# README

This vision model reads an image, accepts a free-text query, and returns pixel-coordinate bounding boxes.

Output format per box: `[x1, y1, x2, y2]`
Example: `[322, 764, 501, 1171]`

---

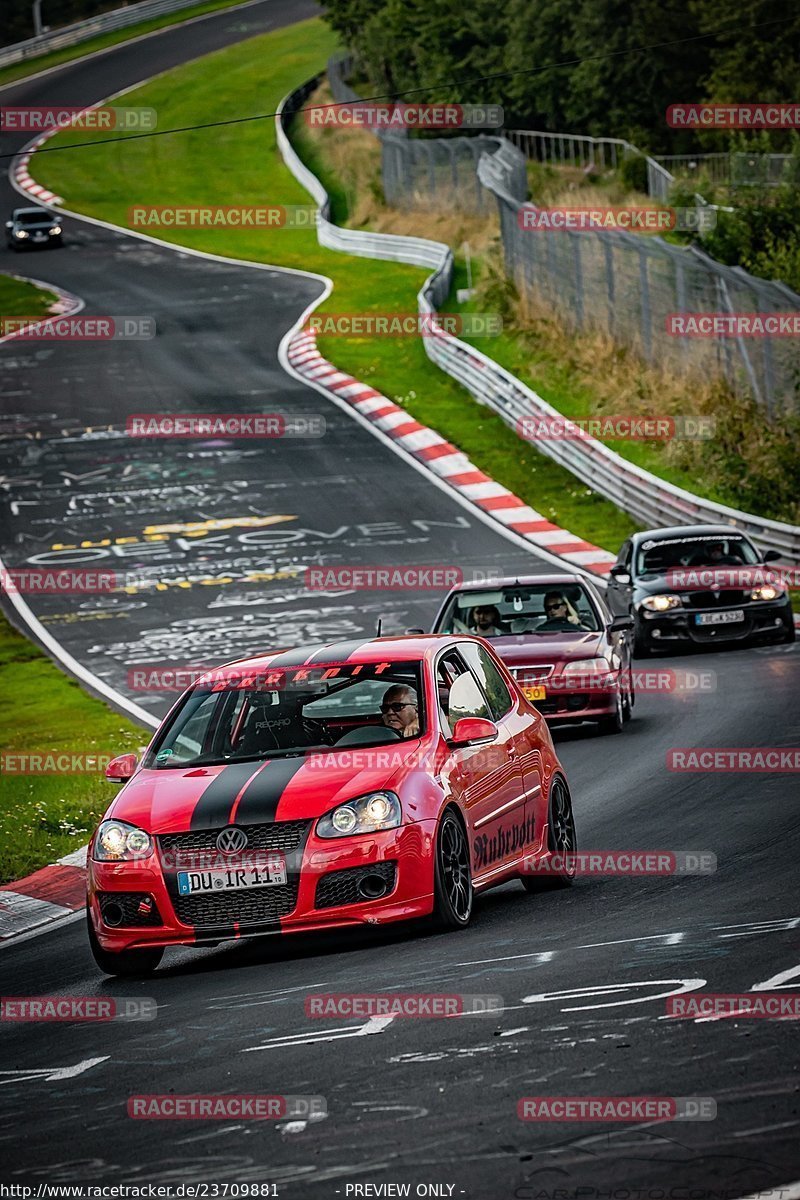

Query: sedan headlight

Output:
[640, 594, 682, 612]
[93, 819, 153, 861]
[49, 225, 62, 235]
[316, 792, 402, 839]
[561, 657, 613, 676]
[751, 584, 783, 601]
[14, 230, 29, 239]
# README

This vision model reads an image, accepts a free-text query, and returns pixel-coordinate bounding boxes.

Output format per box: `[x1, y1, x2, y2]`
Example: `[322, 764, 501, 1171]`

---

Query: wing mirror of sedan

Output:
[762, 550, 781, 563]
[404, 627, 425, 635]
[609, 614, 635, 634]
[4, 221, 12, 229]
[609, 565, 631, 582]
[448, 717, 498, 748]
[105, 753, 138, 783]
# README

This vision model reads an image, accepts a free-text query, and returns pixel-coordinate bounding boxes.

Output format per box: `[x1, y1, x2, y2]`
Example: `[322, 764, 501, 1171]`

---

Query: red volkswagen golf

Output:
[87, 636, 576, 975]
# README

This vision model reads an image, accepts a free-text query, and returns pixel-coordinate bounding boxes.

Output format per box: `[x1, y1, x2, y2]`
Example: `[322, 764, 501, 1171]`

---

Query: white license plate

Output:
[696, 609, 744, 625]
[33, 232, 46, 240]
[177, 858, 286, 895]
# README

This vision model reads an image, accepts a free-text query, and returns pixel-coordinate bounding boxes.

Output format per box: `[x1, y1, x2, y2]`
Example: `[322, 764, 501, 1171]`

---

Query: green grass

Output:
[0, 615, 146, 883]
[0, 0, 255, 89]
[35, 16, 636, 552]
[0, 272, 58, 321]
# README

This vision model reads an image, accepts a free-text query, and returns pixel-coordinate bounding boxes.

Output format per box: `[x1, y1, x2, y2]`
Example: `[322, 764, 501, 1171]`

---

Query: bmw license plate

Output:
[522, 684, 547, 701]
[177, 857, 286, 895]
[33, 232, 46, 240]
[696, 610, 744, 625]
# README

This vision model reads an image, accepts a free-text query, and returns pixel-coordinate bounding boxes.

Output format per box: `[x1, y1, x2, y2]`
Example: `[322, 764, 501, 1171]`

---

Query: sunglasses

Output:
[380, 701, 415, 714]
[545, 601, 567, 611]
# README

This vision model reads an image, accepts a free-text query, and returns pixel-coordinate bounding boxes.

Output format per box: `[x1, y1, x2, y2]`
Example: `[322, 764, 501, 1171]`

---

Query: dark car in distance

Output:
[604, 524, 795, 656]
[5, 207, 63, 250]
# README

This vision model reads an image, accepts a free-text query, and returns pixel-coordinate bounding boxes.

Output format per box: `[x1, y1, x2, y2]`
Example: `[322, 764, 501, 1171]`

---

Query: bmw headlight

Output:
[751, 584, 782, 601]
[316, 792, 402, 839]
[93, 819, 153, 861]
[15, 230, 28, 239]
[641, 594, 682, 612]
[49, 225, 62, 235]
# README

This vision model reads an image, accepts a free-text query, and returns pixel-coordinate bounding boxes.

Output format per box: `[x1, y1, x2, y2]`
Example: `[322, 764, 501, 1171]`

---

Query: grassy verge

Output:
[34, 18, 636, 552]
[0, 614, 145, 883]
[0, 272, 58, 320]
[0, 0, 253, 89]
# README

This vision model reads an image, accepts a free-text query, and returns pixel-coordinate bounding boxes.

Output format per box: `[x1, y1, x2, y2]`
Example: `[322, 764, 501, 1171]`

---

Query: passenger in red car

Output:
[380, 685, 419, 738]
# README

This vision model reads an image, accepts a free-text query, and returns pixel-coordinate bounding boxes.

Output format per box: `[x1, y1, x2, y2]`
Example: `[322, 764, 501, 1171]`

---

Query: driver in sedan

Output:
[380, 685, 420, 738]
[536, 591, 590, 632]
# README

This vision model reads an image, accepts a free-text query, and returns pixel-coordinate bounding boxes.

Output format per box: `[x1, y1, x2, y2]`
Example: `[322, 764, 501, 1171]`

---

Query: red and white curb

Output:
[0, 275, 83, 343]
[0, 847, 87, 942]
[13, 125, 64, 206]
[287, 327, 617, 576]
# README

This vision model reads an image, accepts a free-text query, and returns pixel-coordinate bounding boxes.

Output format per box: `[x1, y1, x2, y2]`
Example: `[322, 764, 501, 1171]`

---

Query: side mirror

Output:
[609, 614, 634, 633]
[404, 627, 425, 635]
[449, 717, 498, 747]
[106, 753, 138, 782]
[4, 221, 13, 229]
[609, 565, 631, 583]
[762, 550, 781, 563]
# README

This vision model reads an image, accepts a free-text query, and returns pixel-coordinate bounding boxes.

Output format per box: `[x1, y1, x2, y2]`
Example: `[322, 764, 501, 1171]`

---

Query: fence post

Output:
[638, 243, 652, 361]
[603, 238, 615, 338]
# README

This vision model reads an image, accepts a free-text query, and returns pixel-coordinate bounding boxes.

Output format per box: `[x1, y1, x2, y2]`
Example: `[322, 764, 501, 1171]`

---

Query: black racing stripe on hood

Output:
[233, 755, 308, 825]
[304, 639, 370, 666]
[189, 761, 265, 830]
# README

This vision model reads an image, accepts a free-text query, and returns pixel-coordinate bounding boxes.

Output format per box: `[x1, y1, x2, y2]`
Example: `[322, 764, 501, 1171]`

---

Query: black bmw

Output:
[605, 524, 795, 656]
[5, 206, 63, 250]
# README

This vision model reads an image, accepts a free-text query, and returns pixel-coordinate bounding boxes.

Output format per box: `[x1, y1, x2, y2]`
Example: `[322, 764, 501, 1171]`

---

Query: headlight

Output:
[641, 594, 682, 612]
[14, 230, 28, 238]
[93, 819, 153, 861]
[561, 657, 613, 676]
[49, 225, 62, 235]
[316, 792, 401, 839]
[751, 584, 782, 601]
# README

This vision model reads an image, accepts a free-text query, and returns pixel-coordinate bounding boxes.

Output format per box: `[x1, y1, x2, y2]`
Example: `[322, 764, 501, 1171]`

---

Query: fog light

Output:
[652, 628, 662, 638]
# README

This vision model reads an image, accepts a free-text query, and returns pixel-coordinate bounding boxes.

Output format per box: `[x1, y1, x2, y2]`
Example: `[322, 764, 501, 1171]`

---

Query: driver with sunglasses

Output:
[536, 590, 589, 632]
[380, 684, 420, 738]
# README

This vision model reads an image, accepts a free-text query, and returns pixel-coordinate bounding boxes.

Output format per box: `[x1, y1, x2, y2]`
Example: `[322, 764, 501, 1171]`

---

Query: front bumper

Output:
[88, 819, 438, 952]
[637, 599, 792, 648]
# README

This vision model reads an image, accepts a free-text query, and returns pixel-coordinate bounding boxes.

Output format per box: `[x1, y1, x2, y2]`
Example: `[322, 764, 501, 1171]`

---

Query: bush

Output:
[618, 152, 648, 195]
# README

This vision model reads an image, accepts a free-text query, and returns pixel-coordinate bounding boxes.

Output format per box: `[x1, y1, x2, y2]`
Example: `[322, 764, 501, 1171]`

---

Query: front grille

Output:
[511, 664, 554, 683]
[158, 819, 311, 857]
[685, 590, 749, 609]
[316, 862, 397, 909]
[98, 891, 162, 927]
[172, 883, 298, 928]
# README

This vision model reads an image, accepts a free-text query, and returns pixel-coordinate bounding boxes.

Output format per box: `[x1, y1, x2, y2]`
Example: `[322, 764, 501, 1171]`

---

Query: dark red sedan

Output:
[431, 575, 634, 733]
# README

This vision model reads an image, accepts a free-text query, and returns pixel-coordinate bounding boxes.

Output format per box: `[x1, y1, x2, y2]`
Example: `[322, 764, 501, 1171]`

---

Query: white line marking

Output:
[0, 1057, 108, 1084]
[241, 1015, 394, 1052]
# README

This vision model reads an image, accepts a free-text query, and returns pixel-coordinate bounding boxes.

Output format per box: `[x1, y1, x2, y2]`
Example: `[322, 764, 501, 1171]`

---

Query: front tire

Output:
[87, 910, 164, 977]
[432, 809, 473, 930]
[598, 688, 625, 735]
[522, 775, 576, 891]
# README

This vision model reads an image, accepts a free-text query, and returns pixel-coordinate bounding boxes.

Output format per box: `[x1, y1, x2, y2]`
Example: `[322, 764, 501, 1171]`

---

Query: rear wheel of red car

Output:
[432, 810, 473, 930]
[522, 775, 576, 892]
[87, 910, 164, 977]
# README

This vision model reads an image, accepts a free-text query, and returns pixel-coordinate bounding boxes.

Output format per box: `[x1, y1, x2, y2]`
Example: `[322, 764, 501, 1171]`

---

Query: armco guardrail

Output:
[277, 80, 800, 560]
[0, 0, 208, 68]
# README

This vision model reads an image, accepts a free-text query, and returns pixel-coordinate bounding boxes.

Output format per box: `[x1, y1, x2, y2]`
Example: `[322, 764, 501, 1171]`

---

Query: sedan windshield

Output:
[435, 583, 600, 636]
[16, 211, 52, 226]
[635, 534, 760, 577]
[145, 660, 425, 768]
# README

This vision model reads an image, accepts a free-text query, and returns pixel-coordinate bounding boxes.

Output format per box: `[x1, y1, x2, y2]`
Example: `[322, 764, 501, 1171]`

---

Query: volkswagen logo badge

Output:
[216, 826, 248, 855]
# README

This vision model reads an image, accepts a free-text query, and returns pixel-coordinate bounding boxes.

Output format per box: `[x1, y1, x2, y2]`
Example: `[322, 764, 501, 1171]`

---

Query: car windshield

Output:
[144, 660, 425, 768]
[17, 211, 51, 226]
[434, 583, 600, 636]
[635, 535, 760, 577]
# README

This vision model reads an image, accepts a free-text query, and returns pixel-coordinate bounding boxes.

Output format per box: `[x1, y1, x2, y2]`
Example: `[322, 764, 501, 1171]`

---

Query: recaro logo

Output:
[216, 827, 248, 855]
